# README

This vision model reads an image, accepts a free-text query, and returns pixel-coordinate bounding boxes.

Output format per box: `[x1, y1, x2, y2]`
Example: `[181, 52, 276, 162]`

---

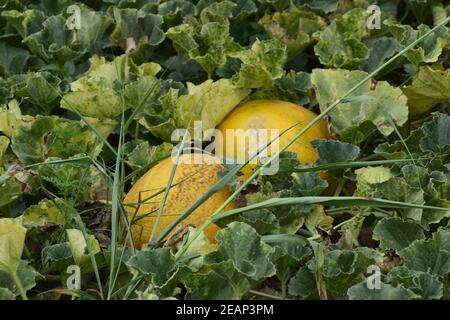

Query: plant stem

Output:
[280, 280, 287, 300]
[135, 121, 140, 141]
[11, 271, 28, 300]
[308, 234, 321, 241]
[333, 178, 344, 197]
[333, 214, 361, 230]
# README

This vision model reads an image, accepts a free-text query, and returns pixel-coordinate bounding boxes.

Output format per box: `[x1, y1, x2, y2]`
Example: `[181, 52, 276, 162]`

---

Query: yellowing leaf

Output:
[66, 229, 100, 267]
[403, 66, 450, 117]
[23, 199, 67, 229]
[356, 166, 393, 185]
[175, 79, 250, 132]
[312, 69, 409, 143]
[0, 217, 26, 275]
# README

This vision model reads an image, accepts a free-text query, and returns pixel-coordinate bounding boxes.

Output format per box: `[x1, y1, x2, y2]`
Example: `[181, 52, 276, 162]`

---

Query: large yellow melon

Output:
[123, 154, 236, 248]
[215, 100, 331, 179]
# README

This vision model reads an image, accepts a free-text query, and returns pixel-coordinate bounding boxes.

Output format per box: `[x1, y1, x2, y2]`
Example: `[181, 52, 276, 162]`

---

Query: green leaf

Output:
[386, 266, 444, 300]
[374, 113, 449, 159]
[1, 9, 46, 39]
[182, 260, 251, 299]
[373, 217, 425, 252]
[158, 0, 197, 25]
[205, 222, 276, 281]
[289, 247, 381, 299]
[231, 38, 287, 88]
[0, 174, 23, 209]
[275, 198, 309, 234]
[0, 217, 26, 276]
[16, 4, 112, 60]
[385, 20, 450, 66]
[76, 5, 114, 51]
[403, 66, 450, 117]
[270, 235, 311, 294]
[399, 228, 450, 276]
[124, 76, 163, 115]
[41, 242, 74, 272]
[0, 287, 15, 300]
[22, 15, 82, 65]
[313, 140, 360, 164]
[294, 0, 340, 13]
[166, 22, 241, 76]
[311, 69, 409, 143]
[260, 6, 326, 59]
[360, 37, 402, 73]
[126, 248, 179, 289]
[321, 248, 380, 299]
[288, 264, 317, 298]
[419, 112, 450, 155]
[199, 0, 236, 24]
[125, 141, 173, 170]
[260, 152, 300, 191]
[355, 168, 426, 221]
[229, 184, 312, 235]
[61, 55, 131, 119]
[217, 208, 280, 235]
[0, 43, 30, 76]
[400, 164, 449, 225]
[274, 71, 311, 95]
[83, 117, 117, 139]
[6, 5, 112, 69]
[112, 7, 165, 47]
[311, 139, 360, 175]
[19, 72, 61, 114]
[0, 260, 40, 296]
[407, 272, 443, 300]
[22, 199, 67, 230]
[166, 23, 199, 54]
[137, 83, 183, 140]
[178, 227, 216, 271]
[11, 116, 101, 165]
[348, 282, 419, 300]
[291, 171, 328, 197]
[313, 8, 369, 69]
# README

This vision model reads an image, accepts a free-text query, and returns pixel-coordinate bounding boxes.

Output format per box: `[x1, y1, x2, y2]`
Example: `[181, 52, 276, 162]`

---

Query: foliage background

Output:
[0, 0, 449, 300]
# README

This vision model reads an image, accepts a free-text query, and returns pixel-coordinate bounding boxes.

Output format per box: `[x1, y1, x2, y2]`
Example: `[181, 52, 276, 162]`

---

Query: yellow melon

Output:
[215, 100, 331, 180]
[123, 153, 236, 248]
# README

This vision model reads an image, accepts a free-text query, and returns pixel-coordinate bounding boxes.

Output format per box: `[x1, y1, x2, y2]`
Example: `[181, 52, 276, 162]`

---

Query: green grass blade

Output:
[211, 196, 449, 222]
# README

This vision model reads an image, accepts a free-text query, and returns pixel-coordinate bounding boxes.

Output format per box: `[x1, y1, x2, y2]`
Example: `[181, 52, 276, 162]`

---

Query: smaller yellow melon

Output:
[123, 153, 236, 248]
[215, 100, 331, 180]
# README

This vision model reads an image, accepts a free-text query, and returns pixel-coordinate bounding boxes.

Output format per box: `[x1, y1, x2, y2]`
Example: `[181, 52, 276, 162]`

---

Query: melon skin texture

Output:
[215, 100, 331, 179]
[123, 154, 236, 248]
